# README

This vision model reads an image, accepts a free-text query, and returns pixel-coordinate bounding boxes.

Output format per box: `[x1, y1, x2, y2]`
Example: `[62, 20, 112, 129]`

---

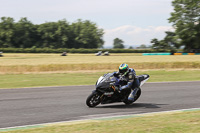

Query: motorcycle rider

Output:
[114, 63, 140, 101]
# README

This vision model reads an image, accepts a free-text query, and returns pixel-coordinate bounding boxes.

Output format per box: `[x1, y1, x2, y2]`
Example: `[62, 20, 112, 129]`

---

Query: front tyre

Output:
[86, 92, 101, 107]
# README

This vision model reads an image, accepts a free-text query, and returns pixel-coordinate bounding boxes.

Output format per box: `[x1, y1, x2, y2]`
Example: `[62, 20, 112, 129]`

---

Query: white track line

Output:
[0, 107, 200, 131]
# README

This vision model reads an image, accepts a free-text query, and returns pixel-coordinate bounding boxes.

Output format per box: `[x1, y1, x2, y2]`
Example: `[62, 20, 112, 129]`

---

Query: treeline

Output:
[0, 17, 104, 49]
[0, 47, 170, 53]
[151, 0, 200, 53]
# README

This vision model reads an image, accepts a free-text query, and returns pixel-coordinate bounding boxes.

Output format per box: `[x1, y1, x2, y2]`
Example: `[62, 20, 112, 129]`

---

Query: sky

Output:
[0, 0, 174, 48]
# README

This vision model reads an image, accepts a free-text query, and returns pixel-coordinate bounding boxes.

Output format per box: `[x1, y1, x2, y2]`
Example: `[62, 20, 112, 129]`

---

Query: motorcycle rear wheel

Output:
[123, 100, 134, 105]
[86, 92, 101, 107]
[134, 88, 141, 102]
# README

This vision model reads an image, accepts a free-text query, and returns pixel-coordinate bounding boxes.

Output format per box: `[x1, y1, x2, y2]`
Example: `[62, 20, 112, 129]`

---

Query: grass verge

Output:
[0, 70, 200, 89]
[0, 54, 200, 73]
[1, 62, 200, 73]
[1, 110, 200, 133]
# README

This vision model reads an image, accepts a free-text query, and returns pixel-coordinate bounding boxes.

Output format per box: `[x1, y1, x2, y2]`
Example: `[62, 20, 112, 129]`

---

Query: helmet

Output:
[119, 63, 129, 75]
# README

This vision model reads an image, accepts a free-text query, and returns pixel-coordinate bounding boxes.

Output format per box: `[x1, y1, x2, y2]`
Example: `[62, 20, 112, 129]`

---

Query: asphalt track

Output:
[0, 81, 200, 128]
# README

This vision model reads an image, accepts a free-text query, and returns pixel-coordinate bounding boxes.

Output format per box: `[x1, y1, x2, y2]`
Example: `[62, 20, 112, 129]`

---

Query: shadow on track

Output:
[96, 103, 168, 109]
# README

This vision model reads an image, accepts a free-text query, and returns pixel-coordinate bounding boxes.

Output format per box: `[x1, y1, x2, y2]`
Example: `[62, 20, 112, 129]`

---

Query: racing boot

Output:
[115, 85, 126, 93]
[128, 87, 139, 101]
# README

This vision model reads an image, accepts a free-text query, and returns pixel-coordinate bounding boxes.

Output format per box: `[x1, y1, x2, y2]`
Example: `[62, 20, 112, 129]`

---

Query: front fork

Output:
[92, 90, 104, 101]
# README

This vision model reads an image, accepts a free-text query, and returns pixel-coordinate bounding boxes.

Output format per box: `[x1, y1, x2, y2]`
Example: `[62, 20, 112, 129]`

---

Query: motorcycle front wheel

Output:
[86, 92, 101, 107]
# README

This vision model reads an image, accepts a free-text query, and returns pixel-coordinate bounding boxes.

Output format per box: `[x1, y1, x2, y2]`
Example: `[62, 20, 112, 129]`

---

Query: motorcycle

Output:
[86, 72, 150, 107]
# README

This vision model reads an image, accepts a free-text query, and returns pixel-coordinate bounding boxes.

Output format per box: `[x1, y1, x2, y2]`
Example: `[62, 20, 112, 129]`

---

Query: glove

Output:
[113, 72, 120, 77]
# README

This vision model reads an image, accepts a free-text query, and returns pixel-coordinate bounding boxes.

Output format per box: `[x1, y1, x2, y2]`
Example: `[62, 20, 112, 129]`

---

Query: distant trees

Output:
[150, 0, 200, 52]
[152, 0, 200, 52]
[70, 19, 104, 48]
[151, 38, 161, 50]
[113, 38, 124, 49]
[168, 0, 200, 52]
[151, 31, 178, 51]
[15, 17, 38, 48]
[0, 17, 104, 49]
[37, 20, 70, 48]
[0, 17, 15, 48]
[139, 44, 147, 49]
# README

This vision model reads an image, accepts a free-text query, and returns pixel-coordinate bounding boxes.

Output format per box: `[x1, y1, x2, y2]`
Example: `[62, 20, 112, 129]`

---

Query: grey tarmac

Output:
[0, 81, 200, 128]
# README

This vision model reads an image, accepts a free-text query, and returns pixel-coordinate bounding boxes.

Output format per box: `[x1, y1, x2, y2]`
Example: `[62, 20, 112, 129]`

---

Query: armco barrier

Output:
[188, 53, 195, 55]
[143, 53, 200, 56]
[142, 53, 171, 56]
[174, 53, 182, 55]
[174, 53, 199, 55]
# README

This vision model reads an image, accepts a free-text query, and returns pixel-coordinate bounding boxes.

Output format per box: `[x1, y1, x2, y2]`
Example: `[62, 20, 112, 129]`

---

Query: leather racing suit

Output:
[114, 68, 140, 101]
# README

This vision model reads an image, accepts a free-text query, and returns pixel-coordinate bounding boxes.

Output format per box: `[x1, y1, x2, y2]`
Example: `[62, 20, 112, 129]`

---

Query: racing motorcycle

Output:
[86, 73, 150, 107]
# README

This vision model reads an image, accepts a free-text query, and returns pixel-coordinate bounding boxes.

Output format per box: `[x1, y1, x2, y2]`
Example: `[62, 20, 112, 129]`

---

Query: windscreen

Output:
[96, 73, 117, 86]
[102, 73, 116, 82]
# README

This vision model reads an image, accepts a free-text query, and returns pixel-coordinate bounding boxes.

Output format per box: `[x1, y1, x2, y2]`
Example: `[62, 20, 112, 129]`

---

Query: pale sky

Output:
[0, 0, 174, 48]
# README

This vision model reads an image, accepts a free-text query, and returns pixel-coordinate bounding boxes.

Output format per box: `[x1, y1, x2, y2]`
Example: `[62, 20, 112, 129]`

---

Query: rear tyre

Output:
[133, 88, 141, 102]
[86, 92, 101, 107]
[123, 99, 134, 105]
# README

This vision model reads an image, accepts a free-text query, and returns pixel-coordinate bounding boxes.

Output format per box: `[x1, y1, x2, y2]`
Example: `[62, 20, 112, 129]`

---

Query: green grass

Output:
[1, 110, 200, 133]
[0, 70, 200, 89]
[1, 53, 200, 66]
[0, 53, 199, 132]
[0, 53, 200, 73]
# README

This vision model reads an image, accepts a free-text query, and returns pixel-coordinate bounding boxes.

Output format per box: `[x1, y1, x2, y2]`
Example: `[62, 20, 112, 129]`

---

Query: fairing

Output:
[95, 73, 116, 89]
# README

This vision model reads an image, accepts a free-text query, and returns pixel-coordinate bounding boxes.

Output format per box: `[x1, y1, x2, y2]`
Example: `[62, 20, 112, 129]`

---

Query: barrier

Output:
[142, 53, 171, 56]
[174, 53, 182, 55]
[188, 53, 195, 55]
[174, 53, 199, 55]
[142, 53, 200, 56]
